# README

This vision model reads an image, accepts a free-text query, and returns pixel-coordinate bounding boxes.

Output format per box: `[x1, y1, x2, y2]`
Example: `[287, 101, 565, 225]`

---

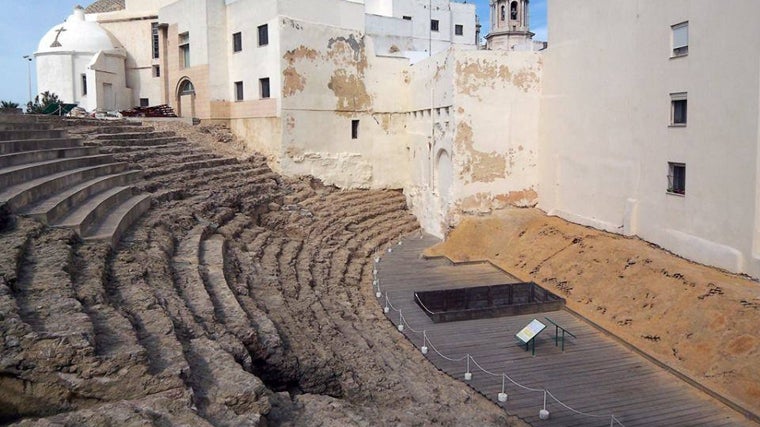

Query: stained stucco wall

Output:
[405, 49, 542, 236]
[539, 0, 760, 276]
[278, 16, 411, 189]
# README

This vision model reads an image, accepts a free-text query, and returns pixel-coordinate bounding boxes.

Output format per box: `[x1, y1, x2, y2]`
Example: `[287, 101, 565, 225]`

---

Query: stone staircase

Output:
[0, 115, 150, 246]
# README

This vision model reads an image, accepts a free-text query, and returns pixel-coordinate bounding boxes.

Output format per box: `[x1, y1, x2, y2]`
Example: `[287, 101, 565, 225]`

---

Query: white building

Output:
[539, 1, 760, 277]
[37, 1, 760, 279]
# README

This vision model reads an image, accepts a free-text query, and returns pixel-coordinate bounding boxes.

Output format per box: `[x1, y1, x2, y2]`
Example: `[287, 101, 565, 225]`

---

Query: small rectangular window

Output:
[179, 32, 190, 68]
[672, 22, 688, 57]
[668, 162, 686, 195]
[151, 23, 160, 59]
[81, 74, 87, 96]
[351, 119, 359, 139]
[233, 32, 242, 52]
[258, 24, 269, 46]
[139, 98, 149, 107]
[235, 81, 244, 101]
[260, 78, 270, 99]
[152, 65, 161, 77]
[402, 16, 412, 21]
[431, 19, 439, 32]
[455, 24, 464, 36]
[670, 92, 687, 126]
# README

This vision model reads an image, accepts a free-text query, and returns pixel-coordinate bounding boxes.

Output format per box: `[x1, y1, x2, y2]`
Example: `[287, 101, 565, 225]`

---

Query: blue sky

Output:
[0, 0, 547, 108]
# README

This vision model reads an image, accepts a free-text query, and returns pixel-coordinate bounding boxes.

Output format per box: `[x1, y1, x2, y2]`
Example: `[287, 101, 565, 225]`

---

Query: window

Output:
[235, 81, 244, 101]
[510, 1, 518, 20]
[81, 74, 87, 96]
[351, 119, 359, 139]
[179, 32, 190, 68]
[152, 65, 160, 77]
[260, 78, 270, 99]
[140, 98, 149, 107]
[402, 15, 412, 21]
[670, 92, 687, 126]
[258, 24, 268, 46]
[431, 19, 439, 32]
[151, 23, 160, 59]
[672, 22, 688, 57]
[233, 32, 242, 52]
[668, 163, 686, 195]
[501, 5, 506, 21]
[179, 80, 195, 95]
[455, 24, 464, 36]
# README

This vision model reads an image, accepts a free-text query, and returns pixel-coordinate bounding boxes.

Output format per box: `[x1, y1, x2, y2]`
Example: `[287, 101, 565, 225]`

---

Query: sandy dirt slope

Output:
[425, 207, 760, 419]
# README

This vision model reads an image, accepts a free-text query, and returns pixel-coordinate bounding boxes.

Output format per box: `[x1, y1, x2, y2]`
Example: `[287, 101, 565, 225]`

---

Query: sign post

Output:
[516, 319, 546, 356]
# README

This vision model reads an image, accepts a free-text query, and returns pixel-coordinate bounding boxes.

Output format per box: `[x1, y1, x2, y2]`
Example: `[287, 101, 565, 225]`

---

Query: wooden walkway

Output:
[376, 234, 753, 427]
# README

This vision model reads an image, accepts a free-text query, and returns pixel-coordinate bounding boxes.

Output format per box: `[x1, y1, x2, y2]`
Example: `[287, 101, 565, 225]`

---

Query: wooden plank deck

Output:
[376, 234, 753, 427]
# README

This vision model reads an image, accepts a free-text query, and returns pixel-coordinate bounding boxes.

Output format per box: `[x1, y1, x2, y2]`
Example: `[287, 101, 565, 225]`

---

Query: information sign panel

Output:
[516, 319, 546, 344]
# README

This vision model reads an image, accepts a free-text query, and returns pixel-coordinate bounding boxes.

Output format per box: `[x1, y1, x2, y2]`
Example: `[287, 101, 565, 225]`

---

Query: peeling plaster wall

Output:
[278, 16, 412, 189]
[539, 1, 760, 276]
[405, 49, 542, 237]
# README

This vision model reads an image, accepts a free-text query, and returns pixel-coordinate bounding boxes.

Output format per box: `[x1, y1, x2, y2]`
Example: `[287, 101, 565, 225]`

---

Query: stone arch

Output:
[176, 77, 196, 118]
[434, 149, 452, 202]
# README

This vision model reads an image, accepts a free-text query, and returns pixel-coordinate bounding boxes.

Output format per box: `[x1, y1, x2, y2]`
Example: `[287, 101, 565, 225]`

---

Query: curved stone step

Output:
[200, 234, 251, 334]
[173, 225, 218, 326]
[77, 125, 155, 135]
[0, 122, 52, 131]
[0, 146, 100, 169]
[55, 186, 135, 236]
[0, 137, 81, 154]
[83, 193, 152, 247]
[0, 129, 67, 141]
[86, 136, 186, 147]
[0, 154, 114, 188]
[22, 170, 142, 225]
[94, 131, 175, 141]
[0, 162, 129, 211]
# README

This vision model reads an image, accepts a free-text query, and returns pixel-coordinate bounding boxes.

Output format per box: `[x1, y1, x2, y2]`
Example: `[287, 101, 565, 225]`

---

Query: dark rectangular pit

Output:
[415, 282, 565, 323]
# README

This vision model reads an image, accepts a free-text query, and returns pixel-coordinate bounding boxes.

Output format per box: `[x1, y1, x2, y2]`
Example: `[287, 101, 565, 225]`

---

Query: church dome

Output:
[36, 6, 121, 54]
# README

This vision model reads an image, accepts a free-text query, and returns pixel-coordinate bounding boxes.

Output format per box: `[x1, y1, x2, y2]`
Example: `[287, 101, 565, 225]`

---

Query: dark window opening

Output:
[668, 163, 686, 195]
[510, 1, 518, 20]
[151, 23, 160, 59]
[233, 32, 242, 52]
[81, 74, 87, 96]
[431, 19, 439, 32]
[235, 81, 244, 101]
[351, 119, 359, 139]
[140, 98, 149, 107]
[152, 65, 160, 77]
[455, 24, 464, 36]
[671, 97, 687, 125]
[260, 78, 270, 99]
[258, 24, 269, 46]
[402, 15, 412, 20]
[501, 5, 506, 21]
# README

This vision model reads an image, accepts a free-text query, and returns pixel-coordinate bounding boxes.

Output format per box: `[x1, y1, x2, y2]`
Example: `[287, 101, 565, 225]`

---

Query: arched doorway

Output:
[176, 78, 196, 118]
[434, 149, 452, 204]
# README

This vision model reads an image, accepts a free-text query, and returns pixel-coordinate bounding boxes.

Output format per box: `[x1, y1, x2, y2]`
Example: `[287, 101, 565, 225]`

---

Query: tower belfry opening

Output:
[485, 0, 535, 51]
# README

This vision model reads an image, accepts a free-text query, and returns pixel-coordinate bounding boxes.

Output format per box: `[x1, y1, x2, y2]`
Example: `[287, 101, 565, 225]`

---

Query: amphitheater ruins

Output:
[1, 0, 759, 425]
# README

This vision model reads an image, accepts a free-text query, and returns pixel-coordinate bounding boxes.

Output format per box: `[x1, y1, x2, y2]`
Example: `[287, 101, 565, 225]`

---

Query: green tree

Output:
[26, 91, 62, 114]
[1, 100, 19, 109]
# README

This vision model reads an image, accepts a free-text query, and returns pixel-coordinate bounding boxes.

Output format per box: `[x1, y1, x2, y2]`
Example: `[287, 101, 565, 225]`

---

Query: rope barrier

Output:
[413, 292, 438, 315]
[546, 390, 611, 419]
[468, 355, 503, 377]
[378, 263, 624, 426]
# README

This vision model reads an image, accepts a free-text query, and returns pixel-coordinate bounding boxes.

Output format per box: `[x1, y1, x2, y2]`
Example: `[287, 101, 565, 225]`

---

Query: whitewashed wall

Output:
[539, 0, 760, 276]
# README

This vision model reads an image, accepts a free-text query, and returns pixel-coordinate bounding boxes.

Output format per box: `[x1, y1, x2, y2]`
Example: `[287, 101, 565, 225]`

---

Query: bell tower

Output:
[485, 0, 534, 50]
